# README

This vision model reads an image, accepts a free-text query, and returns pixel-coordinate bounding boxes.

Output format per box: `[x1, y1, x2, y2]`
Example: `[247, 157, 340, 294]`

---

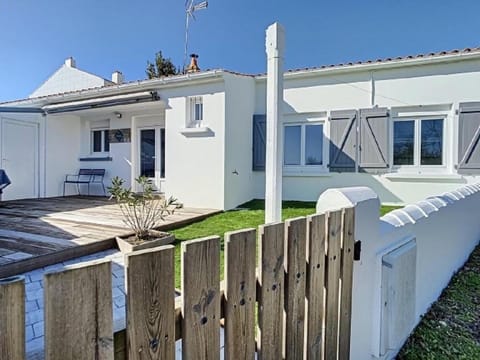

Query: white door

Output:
[1, 118, 39, 200]
[138, 127, 165, 191]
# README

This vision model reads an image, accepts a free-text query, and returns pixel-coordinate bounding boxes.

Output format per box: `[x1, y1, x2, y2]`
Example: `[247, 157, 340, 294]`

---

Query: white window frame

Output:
[187, 96, 203, 128]
[91, 128, 110, 154]
[283, 121, 328, 174]
[391, 116, 447, 174]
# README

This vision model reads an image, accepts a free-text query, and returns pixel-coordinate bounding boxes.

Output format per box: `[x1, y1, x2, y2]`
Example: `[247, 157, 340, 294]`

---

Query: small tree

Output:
[108, 176, 179, 241]
[146, 51, 178, 79]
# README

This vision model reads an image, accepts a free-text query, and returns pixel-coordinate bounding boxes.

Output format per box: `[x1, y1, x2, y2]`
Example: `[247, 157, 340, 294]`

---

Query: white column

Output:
[265, 22, 285, 223]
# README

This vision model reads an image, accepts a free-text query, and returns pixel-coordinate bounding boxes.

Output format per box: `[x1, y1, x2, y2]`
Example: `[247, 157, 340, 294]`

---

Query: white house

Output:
[1, 48, 480, 209]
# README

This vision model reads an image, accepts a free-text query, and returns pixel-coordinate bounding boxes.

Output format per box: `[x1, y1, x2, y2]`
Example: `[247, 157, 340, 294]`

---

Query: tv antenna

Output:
[183, 0, 208, 72]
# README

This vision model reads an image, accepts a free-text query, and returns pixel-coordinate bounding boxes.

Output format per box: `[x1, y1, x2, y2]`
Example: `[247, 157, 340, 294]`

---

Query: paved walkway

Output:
[22, 250, 230, 359]
[22, 249, 125, 357]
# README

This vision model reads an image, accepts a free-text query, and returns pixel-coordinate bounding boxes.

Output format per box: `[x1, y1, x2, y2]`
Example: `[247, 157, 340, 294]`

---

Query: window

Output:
[188, 96, 203, 127]
[284, 123, 324, 167]
[393, 118, 444, 167]
[91, 129, 110, 153]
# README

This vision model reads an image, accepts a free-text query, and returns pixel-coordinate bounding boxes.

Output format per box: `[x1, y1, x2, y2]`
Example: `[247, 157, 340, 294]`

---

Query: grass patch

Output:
[170, 199, 400, 287]
[398, 245, 480, 359]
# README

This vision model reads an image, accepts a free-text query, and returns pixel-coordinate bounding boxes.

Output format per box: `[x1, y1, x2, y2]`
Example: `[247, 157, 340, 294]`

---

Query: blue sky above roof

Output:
[1, 0, 480, 102]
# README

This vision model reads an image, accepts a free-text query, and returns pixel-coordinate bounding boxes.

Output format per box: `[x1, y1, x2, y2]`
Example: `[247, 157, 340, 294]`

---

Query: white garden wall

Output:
[316, 183, 480, 359]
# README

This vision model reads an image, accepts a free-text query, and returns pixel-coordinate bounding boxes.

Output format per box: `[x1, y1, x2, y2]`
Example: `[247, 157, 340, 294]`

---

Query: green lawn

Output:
[398, 244, 480, 359]
[170, 199, 399, 287]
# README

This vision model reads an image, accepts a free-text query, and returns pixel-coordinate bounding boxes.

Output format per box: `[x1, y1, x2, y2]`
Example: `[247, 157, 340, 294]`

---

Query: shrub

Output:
[108, 176, 179, 240]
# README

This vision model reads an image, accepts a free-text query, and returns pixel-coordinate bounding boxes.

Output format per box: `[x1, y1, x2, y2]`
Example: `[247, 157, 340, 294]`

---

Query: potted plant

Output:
[108, 176, 179, 253]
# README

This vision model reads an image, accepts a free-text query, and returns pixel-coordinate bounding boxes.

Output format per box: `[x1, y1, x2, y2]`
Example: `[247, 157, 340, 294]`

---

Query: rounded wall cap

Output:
[316, 186, 379, 214]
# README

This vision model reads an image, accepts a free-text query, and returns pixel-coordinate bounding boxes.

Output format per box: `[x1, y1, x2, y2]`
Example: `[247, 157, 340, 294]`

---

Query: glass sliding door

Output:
[138, 127, 165, 191]
[140, 129, 156, 179]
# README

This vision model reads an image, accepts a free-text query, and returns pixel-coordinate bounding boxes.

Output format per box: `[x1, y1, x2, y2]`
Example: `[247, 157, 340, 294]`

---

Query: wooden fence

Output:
[0, 207, 355, 360]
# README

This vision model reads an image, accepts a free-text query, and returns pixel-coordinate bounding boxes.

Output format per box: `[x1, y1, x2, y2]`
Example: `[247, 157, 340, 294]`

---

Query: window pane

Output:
[103, 130, 110, 152]
[160, 128, 165, 178]
[284, 126, 301, 165]
[305, 124, 323, 165]
[393, 121, 414, 165]
[194, 98, 203, 121]
[421, 119, 443, 165]
[92, 131, 102, 152]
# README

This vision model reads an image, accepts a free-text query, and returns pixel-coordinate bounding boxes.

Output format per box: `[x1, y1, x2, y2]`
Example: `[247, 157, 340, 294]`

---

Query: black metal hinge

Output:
[354, 240, 362, 261]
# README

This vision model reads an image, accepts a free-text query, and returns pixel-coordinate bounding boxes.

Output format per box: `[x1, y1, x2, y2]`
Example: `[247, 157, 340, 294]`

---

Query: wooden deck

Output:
[0, 196, 220, 278]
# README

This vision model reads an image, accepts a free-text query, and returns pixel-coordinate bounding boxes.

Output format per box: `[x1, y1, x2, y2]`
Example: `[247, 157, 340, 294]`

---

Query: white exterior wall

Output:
[253, 172, 477, 205]
[45, 115, 81, 197]
[77, 114, 132, 195]
[108, 115, 133, 189]
[316, 184, 480, 359]
[252, 58, 480, 205]
[373, 59, 480, 107]
[223, 74, 257, 209]
[162, 81, 226, 209]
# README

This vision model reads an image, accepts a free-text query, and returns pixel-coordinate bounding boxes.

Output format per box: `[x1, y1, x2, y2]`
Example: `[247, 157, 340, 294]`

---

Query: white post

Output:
[265, 22, 285, 223]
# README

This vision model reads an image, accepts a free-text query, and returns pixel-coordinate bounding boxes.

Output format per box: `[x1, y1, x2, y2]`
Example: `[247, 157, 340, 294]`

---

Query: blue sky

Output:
[1, 0, 480, 102]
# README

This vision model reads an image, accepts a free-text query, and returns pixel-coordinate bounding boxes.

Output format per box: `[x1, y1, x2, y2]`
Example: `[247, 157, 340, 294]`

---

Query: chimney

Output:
[111, 71, 124, 84]
[65, 57, 76, 68]
[186, 54, 200, 73]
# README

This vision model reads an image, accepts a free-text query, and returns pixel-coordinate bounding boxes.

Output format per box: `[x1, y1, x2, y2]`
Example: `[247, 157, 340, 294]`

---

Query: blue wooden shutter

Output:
[358, 108, 389, 172]
[329, 110, 357, 172]
[252, 114, 266, 171]
[458, 102, 480, 174]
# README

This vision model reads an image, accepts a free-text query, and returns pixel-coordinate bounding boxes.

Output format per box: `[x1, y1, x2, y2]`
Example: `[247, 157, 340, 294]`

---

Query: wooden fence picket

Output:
[0, 276, 25, 360]
[324, 210, 343, 359]
[125, 245, 175, 360]
[257, 222, 285, 360]
[339, 207, 355, 360]
[44, 260, 114, 360]
[181, 236, 221, 360]
[224, 229, 257, 360]
[305, 213, 327, 360]
[1, 207, 356, 360]
[284, 217, 307, 360]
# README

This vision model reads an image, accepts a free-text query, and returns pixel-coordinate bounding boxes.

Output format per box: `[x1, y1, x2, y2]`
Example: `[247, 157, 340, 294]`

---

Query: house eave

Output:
[255, 50, 480, 81]
[3, 70, 227, 108]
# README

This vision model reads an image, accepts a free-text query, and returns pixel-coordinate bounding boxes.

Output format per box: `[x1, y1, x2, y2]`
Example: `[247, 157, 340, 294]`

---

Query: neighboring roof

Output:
[3, 46, 480, 106]
[29, 58, 113, 98]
